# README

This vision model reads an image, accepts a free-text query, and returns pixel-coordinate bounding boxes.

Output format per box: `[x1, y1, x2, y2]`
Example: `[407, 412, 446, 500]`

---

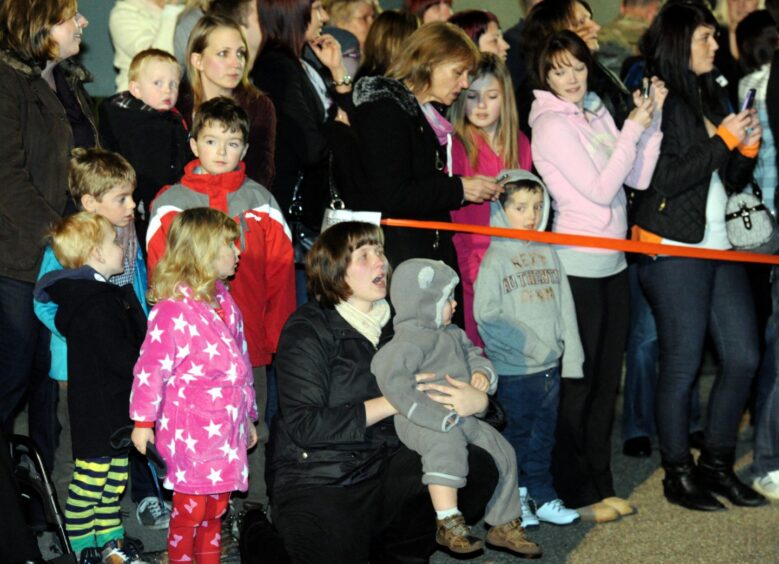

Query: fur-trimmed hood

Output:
[353, 76, 419, 117]
[0, 48, 40, 78]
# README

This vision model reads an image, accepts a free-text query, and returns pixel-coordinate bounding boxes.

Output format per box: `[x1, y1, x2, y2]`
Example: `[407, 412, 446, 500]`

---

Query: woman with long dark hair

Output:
[633, 0, 767, 512]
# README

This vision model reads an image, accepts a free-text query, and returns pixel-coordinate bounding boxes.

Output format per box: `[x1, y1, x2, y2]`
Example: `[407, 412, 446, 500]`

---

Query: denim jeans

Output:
[638, 257, 759, 464]
[497, 367, 560, 506]
[752, 269, 779, 476]
[0, 275, 58, 471]
[623, 263, 703, 441]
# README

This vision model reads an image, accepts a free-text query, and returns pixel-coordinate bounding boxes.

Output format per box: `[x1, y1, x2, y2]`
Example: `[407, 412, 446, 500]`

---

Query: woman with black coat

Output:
[351, 23, 501, 275]
[632, 1, 767, 512]
[267, 222, 498, 562]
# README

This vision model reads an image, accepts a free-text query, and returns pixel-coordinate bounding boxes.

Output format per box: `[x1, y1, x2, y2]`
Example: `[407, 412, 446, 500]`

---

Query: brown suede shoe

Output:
[576, 502, 621, 523]
[435, 514, 484, 554]
[485, 519, 542, 559]
[602, 496, 637, 516]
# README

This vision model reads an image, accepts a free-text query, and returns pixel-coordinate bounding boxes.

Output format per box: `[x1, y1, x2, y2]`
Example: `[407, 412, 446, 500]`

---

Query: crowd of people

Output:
[1, 0, 779, 562]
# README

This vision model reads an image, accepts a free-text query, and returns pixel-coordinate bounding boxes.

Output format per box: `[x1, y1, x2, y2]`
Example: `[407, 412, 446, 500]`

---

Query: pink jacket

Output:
[130, 282, 257, 495]
[528, 90, 662, 252]
[450, 131, 532, 347]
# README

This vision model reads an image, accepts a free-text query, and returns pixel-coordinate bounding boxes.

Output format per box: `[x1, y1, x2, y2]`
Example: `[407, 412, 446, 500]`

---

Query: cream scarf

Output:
[335, 299, 391, 347]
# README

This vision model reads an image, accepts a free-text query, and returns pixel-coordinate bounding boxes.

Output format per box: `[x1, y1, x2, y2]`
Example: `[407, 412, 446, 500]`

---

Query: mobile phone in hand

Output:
[641, 79, 651, 99]
[741, 88, 756, 112]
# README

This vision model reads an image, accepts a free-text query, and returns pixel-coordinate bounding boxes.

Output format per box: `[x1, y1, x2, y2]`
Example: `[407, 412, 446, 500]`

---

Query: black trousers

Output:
[552, 270, 629, 508]
[272, 445, 499, 564]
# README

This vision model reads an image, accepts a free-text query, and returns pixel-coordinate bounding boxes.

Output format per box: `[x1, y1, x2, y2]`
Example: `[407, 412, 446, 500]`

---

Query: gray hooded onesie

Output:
[371, 259, 520, 526]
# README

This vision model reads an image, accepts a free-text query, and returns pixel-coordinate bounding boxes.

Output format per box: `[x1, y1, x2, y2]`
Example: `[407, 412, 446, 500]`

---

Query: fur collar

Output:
[353, 76, 419, 117]
[0, 48, 40, 78]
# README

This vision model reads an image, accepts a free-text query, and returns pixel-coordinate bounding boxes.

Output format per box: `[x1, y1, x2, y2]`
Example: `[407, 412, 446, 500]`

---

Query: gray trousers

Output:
[395, 414, 520, 526]
[245, 365, 269, 507]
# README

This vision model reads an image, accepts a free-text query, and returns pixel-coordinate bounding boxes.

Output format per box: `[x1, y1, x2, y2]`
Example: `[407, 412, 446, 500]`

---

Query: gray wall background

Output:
[80, 0, 620, 97]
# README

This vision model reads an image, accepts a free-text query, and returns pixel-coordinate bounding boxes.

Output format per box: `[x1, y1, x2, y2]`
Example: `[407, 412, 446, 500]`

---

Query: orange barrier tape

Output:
[381, 218, 779, 266]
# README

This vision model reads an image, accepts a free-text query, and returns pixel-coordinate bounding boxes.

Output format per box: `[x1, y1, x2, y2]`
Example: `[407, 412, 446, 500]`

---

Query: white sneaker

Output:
[752, 470, 779, 500]
[518, 487, 539, 528]
[536, 499, 580, 525]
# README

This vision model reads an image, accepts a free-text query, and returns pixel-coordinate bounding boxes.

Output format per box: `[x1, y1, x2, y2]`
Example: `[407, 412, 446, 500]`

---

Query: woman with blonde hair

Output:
[352, 22, 503, 319]
[324, 0, 379, 48]
[448, 53, 532, 349]
[178, 13, 276, 188]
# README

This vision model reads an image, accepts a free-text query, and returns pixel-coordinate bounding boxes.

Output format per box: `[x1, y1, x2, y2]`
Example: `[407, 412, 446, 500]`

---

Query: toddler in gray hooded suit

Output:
[371, 259, 541, 558]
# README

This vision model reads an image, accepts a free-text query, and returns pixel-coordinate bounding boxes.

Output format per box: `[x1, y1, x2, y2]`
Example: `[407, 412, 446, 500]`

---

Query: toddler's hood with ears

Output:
[490, 169, 551, 235]
[390, 258, 459, 329]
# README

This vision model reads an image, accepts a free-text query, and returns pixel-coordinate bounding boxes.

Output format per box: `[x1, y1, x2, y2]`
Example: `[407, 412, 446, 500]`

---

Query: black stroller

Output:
[8, 434, 76, 563]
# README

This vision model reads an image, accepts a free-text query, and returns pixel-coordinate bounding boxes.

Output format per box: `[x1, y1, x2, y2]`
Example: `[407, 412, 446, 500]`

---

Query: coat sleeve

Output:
[456, 329, 497, 394]
[255, 55, 329, 167]
[473, 258, 557, 365]
[34, 247, 64, 338]
[245, 94, 277, 188]
[0, 83, 62, 248]
[231, 300, 258, 422]
[145, 199, 180, 279]
[109, 3, 182, 58]
[260, 196, 295, 354]
[532, 112, 644, 206]
[352, 99, 465, 215]
[625, 111, 663, 190]
[371, 342, 460, 432]
[275, 315, 369, 447]
[130, 301, 181, 423]
[557, 259, 584, 379]
[648, 99, 734, 198]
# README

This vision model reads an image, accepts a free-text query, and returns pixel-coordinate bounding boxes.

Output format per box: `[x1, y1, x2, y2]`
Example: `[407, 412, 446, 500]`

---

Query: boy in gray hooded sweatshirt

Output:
[371, 258, 541, 558]
[474, 170, 584, 527]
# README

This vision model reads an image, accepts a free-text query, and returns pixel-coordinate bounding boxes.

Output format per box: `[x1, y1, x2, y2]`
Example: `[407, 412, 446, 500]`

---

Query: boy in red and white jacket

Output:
[146, 96, 294, 508]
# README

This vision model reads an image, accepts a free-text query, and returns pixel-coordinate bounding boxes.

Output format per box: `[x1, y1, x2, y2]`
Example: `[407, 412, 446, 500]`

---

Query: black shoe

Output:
[623, 436, 652, 458]
[697, 450, 768, 507]
[662, 458, 725, 511]
[689, 430, 705, 451]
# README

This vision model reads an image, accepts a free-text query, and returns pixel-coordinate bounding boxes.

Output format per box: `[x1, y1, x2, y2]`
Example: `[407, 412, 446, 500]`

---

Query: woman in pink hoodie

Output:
[131, 209, 258, 563]
[528, 30, 665, 523]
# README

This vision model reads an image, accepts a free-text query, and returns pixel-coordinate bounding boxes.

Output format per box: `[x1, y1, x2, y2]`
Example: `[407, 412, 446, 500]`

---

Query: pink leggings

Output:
[167, 491, 230, 564]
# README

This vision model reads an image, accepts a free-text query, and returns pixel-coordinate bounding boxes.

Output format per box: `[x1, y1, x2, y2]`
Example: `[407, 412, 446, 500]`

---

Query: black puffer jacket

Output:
[0, 49, 73, 282]
[267, 301, 399, 499]
[633, 85, 756, 243]
[351, 76, 464, 271]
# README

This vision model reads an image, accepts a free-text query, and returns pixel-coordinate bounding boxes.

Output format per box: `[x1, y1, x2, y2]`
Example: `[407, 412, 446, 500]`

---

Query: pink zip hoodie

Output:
[528, 90, 662, 254]
[450, 132, 532, 348]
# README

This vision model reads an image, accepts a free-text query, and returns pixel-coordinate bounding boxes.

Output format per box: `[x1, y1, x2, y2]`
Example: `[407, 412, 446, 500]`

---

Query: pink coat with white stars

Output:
[130, 282, 257, 495]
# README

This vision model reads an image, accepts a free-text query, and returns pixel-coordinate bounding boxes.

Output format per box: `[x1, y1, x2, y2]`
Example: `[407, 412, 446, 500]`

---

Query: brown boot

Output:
[485, 519, 542, 559]
[435, 514, 484, 554]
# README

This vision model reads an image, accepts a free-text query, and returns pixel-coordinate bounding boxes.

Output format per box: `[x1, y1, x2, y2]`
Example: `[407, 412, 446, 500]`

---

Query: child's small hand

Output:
[131, 426, 155, 455]
[470, 372, 490, 392]
[247, 422, 258, 449]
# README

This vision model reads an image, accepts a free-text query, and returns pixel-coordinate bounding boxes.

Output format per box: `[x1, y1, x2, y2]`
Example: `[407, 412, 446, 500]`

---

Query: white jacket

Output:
[109, 0, 184, 92]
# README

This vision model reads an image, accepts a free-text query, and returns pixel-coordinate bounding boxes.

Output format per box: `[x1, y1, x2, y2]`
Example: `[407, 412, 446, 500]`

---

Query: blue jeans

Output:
[623, 263, 703, 441]
[0, 276, 58, 471]
[752, 269, 779, 475]
[497, 367, 560, 506]
[638, 257, 759, 464]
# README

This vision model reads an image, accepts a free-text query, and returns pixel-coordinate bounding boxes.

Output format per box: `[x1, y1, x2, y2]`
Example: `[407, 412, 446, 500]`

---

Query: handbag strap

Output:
[327, 151, 345, 210]
[288, 171, 305, 218]
[749, 178, 764, 201]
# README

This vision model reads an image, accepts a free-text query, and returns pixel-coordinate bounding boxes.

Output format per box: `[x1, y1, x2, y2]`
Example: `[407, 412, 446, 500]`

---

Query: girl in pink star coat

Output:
[130, 208, 258, 564]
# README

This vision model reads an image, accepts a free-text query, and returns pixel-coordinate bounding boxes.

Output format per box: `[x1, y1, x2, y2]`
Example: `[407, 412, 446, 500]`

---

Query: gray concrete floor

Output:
[17, 367, 779, 563]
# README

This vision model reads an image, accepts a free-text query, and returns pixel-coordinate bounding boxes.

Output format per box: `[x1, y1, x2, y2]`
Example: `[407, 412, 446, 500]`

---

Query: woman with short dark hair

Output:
[449, 9, 510, 61]
[268, 221, 498, 562]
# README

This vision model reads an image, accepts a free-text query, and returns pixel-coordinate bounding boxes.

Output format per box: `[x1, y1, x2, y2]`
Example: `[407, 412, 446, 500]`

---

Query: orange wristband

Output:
[737, 141, 760, 158]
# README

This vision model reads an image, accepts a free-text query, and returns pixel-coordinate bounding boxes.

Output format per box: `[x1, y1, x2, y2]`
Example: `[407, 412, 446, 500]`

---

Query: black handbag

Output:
[288, 171, 319, 265]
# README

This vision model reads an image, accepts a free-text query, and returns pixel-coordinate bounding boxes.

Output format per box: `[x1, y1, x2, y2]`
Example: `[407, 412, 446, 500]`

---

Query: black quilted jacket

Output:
[632, 86, 756, 243]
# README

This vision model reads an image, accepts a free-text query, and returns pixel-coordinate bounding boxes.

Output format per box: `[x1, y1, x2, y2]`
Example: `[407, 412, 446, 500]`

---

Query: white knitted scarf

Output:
[335, 299, 391, 347]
